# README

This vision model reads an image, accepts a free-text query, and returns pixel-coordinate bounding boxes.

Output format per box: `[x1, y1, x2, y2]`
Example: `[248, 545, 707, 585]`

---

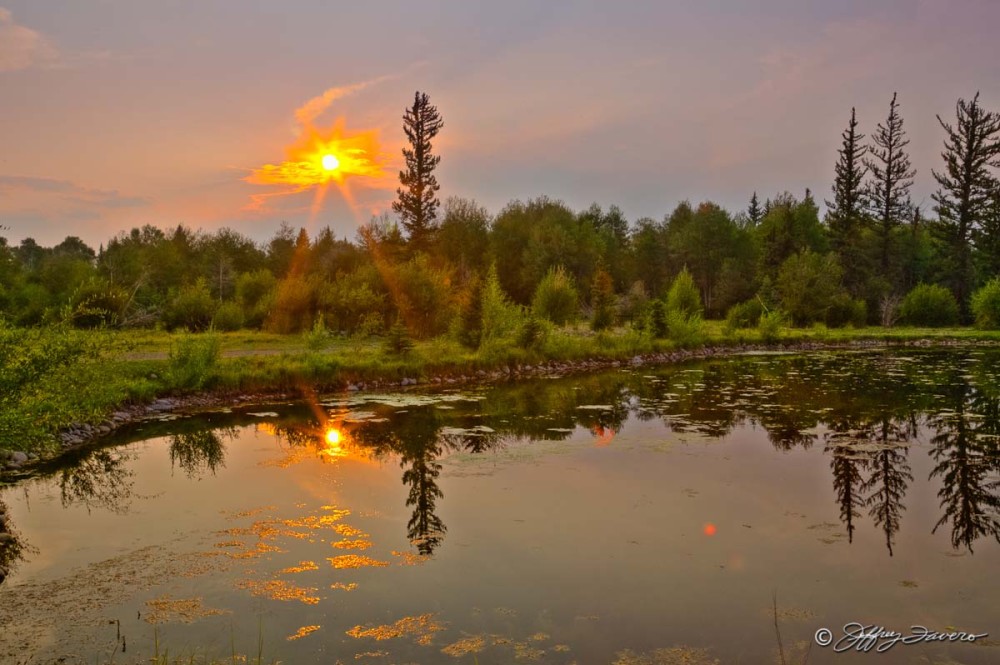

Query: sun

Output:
[321, 153, 340, 171]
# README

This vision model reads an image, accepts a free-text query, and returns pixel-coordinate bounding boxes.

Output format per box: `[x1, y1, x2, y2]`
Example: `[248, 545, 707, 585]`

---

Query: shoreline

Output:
[2, 335, 995, 482]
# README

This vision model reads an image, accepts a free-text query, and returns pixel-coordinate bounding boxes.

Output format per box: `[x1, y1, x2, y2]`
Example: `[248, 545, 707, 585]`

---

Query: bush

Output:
[619, 281, 649, 324]
[482, 263, 524, 341]
[531, 266, 579, 325]
[899, 283, 959, 327]
[646, 300, 669, 339]
[971, 278, 1000, 329]
[166, 279, 215, 332]
[775, 250, 843, 326]
[825, 294, 867, 328]
[304, 314, 330, 351]
[212, 301, 244, 331]
[168, 334, 220, 390]
[383, 320, 414, 356]
[516, 315, 547, 351]
[758, 309, 785, 342]
[724, 299, 764, 331]
[666, 310, 704, 348]
[590, 266, 616, 331]
[666, 268, 702, 317]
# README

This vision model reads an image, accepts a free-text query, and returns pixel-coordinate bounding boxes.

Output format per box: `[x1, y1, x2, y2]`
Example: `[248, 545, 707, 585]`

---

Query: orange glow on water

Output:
[703, 523, 717, 536]
[325, 428, 342, 445]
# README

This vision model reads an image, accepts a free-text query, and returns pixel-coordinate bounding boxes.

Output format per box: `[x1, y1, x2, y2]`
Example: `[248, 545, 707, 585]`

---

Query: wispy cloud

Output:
[0, 7, 57, 72]
[0, 175, 151, 208]
[294, 74, 396, 127]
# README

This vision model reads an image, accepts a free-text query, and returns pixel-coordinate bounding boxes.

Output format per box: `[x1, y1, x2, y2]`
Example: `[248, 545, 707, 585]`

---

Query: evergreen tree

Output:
[865, 93, 915, 277]
[825, 108, 869, 294]
[393, 91, 445, 251]
[932, 93, 1000, 318]
[747, 191, 763, 226]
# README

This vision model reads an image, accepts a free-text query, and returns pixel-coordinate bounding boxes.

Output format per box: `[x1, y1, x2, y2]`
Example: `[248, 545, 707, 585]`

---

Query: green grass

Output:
[3, 324, 1000, 456]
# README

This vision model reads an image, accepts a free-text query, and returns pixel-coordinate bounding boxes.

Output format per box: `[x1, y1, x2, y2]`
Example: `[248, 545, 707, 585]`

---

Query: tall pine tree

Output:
[747, 191, 763, 226]
[865, 93, 915, 278]
[393, 91, 445, 251]
[932, 93, 1000, 318]
[825, 107, 869, 294]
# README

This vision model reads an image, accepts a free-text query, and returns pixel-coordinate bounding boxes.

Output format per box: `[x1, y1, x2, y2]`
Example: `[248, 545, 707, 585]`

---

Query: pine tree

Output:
[825, 108, 869, 295]
[932, 93, 1000, 318]
[393, 91, 444, 251]
[747, 191, 763, 226]
[865, 93, 916, 277]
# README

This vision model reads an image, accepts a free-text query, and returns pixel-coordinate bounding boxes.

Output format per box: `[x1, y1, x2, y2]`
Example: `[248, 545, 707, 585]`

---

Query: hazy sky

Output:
[1, 0, 998, 247]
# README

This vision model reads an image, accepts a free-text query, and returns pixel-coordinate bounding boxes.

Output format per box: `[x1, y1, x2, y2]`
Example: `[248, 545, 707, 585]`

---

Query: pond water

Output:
[1, 348, 999, 664]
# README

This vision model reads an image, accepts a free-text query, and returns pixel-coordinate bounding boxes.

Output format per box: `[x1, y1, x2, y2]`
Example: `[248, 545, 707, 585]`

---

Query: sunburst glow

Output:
[322, 154, 340, 171]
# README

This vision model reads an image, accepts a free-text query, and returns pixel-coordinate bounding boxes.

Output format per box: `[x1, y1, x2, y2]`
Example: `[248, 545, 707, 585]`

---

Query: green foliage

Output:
[758, 309, 786, 342]
[724, 299, 764, 331]
[531, 265, 579, 325]
[456, 277, 484, 349]
[666, 310, 704, 348]
[899, 283, 960, 327]
[392, 253, 455, 338]
[383, 320, 415, 356]
[212, 301, 245, 332]
[590, 265, 616, 331]
[825, 294, 868, 328]
[166, 278, 215, 332]
[516, 314, 547, 351]
[236, 269, 277, 328]
[481, 263, 523, 342]
[168, 333, 220, 390]
[775, 250, 844, 326]
[267, 276, 317, 334]
[303, 314, 330, 351]
[666, 267, 702, 317]
[646, 299, 669, 339]
[971, 278, 1000, 329]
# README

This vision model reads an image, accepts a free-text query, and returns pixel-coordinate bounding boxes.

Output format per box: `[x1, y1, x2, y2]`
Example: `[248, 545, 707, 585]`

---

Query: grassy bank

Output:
[3, 322, 1000, 456]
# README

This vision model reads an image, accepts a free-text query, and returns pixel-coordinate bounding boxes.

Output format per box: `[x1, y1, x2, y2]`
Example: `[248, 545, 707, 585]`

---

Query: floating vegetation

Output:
[332, 539, 373, 550]
[335, 524, 370, 538]
[612, 647, 720, 665]
[329, 554, 390, 569]
[278, 560, 319, 574]
[392, 550, 430, 565]
[287, 625, 321, 641]
[346, 613, 445, 645]
[236, 579, 319, 604]
[441, 634, 487, 656]
[331, 582, 359, 591]
[143, 595, 226, 624]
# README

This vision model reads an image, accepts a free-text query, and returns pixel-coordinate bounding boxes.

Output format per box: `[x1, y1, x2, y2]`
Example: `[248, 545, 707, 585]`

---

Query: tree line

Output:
[1, 90, 1000, 339]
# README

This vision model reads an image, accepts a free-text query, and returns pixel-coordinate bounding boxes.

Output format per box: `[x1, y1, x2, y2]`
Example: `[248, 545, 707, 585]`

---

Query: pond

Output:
[1, 348, 999, 664]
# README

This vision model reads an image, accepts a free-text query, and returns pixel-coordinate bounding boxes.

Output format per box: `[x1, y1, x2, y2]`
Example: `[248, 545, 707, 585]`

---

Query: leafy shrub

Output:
[168, 334, 220, 390]
[899, 283, 959, 327]
[532, 266, 579, 325]
[212, 301, 244, 331]
[971, 278, 1000, 329]
[482, 263, 524, 342]
[619, 281, 649, 324]
[775, 250, 843, 326]
[166, 279, 215, 332]
[646, 300, 669, 339]
[666, 310, 704, 348]
[591, 266, 616, 331]
[304, 314, 330, 351]
[666, 268, 702, 317]
[825, 294, 867, 328]
[267, 276, 317, 334]
[758, 309, 786, 342]
[456, 277, 484, 349]
[724, 299, 764, 331]
[393, 254, 455, 338]
[516, 315, 547, 350]
[236, 269, 277, 329]
[383, 320, 414, 356]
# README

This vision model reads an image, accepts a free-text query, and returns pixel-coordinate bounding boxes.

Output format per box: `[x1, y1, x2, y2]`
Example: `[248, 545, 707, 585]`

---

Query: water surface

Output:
[1, 348, 999, 664]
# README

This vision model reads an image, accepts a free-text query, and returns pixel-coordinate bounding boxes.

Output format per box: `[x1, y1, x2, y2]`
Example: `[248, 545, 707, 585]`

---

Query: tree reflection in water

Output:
[5, 348, 999, 559]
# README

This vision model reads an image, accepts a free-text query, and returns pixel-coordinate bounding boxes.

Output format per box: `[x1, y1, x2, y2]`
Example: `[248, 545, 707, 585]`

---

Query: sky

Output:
[1, 0, 999, 248]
